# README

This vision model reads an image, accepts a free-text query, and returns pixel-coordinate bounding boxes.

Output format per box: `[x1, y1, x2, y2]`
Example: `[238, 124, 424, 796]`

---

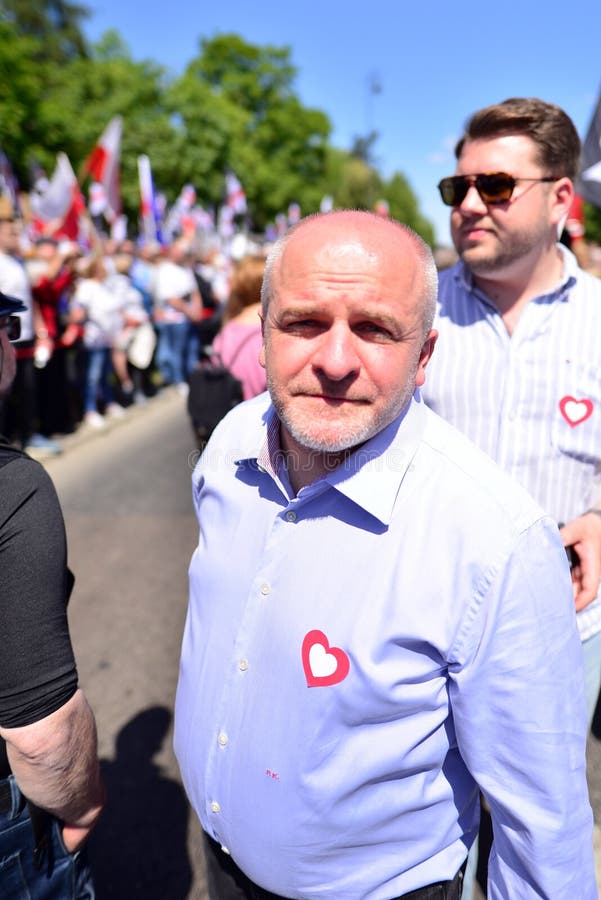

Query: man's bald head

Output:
[261, 211, 438, 336]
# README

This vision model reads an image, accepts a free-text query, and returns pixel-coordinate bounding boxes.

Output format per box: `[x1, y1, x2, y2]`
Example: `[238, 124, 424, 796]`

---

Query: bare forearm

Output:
[0, 690, 104, 829]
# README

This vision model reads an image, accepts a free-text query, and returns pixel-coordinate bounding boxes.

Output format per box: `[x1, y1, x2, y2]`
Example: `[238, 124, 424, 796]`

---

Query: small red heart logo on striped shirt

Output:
[559, 396, 594, 427]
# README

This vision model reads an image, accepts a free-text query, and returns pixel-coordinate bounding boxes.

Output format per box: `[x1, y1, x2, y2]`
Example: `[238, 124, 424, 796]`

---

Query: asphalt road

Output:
[41, 390, 601, 899]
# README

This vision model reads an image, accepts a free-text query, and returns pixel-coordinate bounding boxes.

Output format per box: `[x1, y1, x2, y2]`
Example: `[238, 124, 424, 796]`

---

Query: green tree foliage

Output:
[584, 201, 601, 246]
[0, 16, 434, 241]
[383, 173, 435, 245]
[171, 34, 331, 229]
[43, 31, 175, 214]
[1, 0, 90, 62]
[323, 147, 435, 245]
[0, 20, 48, 183]
[326, 148, 382, 211]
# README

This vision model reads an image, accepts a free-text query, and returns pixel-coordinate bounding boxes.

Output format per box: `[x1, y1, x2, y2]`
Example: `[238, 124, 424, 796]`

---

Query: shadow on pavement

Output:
[592, 692, 601, 740]
[88, 706, 193, 899]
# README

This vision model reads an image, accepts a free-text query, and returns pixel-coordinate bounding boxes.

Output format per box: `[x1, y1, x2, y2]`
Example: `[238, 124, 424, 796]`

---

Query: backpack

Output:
[187, 334, 255, 447]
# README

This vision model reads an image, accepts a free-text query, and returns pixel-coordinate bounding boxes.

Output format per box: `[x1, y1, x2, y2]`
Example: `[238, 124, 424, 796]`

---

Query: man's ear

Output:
[414, 329, 438, 388]
[550, 177, 574, 230]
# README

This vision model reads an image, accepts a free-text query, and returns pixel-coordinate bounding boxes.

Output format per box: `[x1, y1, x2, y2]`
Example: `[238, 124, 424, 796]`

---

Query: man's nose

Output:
[313, 324, 360, 381]
[457, 183, 488, 216]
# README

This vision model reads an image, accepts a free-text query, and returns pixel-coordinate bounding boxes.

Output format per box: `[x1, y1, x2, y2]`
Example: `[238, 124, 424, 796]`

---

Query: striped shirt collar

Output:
[453, 242, 578, 304]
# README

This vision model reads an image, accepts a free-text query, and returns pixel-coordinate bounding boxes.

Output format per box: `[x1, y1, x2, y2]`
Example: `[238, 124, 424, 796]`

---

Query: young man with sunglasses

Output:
[422, 96, 601, 896]
[0, 289, 104, 897]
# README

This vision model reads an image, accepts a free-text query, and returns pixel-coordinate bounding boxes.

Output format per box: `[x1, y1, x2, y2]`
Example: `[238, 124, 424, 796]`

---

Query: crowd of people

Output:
[0, 217, 269, 456]
[1, 178, 599, 462]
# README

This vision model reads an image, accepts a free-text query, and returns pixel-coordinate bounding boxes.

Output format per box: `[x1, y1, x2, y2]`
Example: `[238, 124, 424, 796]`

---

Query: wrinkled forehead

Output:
[275, 222, 419, 291]
[283, 236, 380, 281]
[267, 227, 429, 333]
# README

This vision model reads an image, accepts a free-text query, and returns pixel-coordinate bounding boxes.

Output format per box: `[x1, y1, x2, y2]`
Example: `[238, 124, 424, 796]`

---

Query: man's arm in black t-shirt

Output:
[0, 451, 104, 851]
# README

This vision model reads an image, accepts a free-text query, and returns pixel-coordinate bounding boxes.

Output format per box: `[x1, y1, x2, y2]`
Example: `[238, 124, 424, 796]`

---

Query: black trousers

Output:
[203, 834, 466, 900]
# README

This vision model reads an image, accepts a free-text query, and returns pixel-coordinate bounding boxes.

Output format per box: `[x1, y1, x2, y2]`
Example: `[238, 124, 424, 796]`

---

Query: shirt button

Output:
[285, 511, 297, 522]
[221, 845, 231, 855]
[260, 583, 270, 596]
[217, 732, 228, 747]
[210, 801, 221, 813]
[238, 659, 249, 671]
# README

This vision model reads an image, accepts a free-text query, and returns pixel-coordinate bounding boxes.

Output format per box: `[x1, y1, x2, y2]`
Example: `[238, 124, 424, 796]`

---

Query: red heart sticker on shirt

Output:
[559, 396, 594, 427]
[302, 630, 350, 687]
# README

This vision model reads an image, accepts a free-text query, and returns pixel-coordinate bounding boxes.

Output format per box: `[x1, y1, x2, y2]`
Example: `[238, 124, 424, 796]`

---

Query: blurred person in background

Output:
[130, 241, 159, 318]
[130, 241, 161, 398]
[211, 254, 267, 400]
[104, 251, 153, 405]
[26, 238, 80, 440]
[70, 256, 129, 429]
[0, 215, 62, 455]
[153, 239, 202, 394]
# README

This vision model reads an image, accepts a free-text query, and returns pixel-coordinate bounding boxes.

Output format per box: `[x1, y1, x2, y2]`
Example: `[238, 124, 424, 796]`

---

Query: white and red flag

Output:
[81, 116, 122, 222]
[137, 154, 163, 243]
[29, 152, 85, 241]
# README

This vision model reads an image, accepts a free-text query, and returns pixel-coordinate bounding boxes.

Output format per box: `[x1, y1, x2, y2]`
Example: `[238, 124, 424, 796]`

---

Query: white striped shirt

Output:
[422, 246, 601, 640]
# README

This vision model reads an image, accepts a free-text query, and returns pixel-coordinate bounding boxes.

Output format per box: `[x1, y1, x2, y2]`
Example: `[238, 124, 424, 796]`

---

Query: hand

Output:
[559, 512, 601, 611]
[35, 334, 53, 352]
[59, 322, 82, 347]
[61, 780, 105, 853]
[61, 820, 97, 853]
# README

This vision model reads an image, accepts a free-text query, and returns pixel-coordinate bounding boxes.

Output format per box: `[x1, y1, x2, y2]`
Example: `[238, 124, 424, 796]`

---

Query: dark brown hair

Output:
[455, 97, 581, 180]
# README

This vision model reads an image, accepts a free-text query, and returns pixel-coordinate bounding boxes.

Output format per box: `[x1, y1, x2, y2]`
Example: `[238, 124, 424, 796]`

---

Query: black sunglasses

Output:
[0, 315, 21, 342]
[437, 172, 558, 207]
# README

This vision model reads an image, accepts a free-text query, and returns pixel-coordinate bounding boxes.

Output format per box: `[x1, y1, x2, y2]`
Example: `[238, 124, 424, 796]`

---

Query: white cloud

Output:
[426, 134, 459, 166]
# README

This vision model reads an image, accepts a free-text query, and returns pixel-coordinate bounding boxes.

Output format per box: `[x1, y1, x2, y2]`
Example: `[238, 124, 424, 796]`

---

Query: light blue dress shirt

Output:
[175, 391, 595, 899]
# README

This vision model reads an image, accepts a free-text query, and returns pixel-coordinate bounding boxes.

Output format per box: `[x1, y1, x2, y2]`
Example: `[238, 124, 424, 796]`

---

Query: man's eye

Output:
[284, 319, 321, 332]
[355, 322, 392, 339]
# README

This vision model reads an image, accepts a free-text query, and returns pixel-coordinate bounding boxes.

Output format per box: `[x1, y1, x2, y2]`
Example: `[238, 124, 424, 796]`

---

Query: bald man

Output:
[175, 211, 595, 900]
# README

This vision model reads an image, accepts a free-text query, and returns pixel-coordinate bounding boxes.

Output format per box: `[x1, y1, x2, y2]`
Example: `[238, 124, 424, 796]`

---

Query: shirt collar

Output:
[236, 393, 428, 526]
[322, 395, 427, 524]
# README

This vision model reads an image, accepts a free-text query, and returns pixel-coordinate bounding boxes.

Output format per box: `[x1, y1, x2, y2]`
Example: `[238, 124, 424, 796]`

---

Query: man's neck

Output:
[471, 244, 564, 335]
[279, 427, 350, 495]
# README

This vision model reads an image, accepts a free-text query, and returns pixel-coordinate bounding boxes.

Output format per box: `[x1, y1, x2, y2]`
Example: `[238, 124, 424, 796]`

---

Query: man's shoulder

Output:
[0, 440, 55, 488]
[435, 263, 468, 313]
[571, 261, 601, 297]
[215, 390, 271, 433]
[437, 261, 463, 290]
[0, 442, 63, 536]
[194, 393, 271, 475]
[0, 439, 30, 472]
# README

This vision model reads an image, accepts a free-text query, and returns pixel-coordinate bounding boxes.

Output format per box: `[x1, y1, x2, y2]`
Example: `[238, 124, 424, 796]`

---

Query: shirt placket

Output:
[203, 487, 311, 851]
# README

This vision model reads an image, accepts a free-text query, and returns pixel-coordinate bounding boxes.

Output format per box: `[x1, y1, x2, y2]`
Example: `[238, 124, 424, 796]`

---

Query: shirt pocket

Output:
[551, 360, 601, 464]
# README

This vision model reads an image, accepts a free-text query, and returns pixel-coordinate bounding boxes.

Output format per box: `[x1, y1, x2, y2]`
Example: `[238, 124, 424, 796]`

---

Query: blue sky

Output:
[84, 0, 601, 245]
